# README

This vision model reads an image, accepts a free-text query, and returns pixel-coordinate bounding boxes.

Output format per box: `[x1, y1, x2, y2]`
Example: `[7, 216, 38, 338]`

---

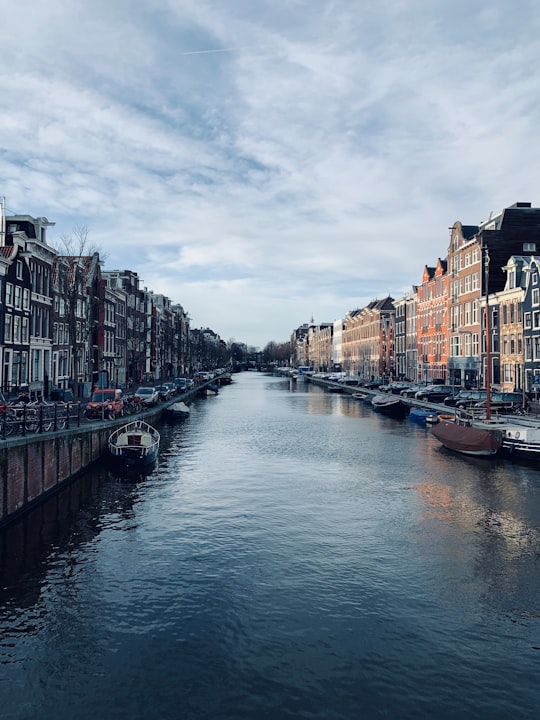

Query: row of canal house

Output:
[292, 201, 540, 394]
[0, 203, 227, 399]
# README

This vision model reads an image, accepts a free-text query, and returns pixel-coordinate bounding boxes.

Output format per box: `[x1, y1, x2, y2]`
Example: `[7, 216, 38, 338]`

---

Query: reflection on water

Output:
[1, 372, 540, 720]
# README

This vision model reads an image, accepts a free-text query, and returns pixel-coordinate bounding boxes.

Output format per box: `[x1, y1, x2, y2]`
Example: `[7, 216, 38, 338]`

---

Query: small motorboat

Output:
[108, 419, 160, 473]
[164, 401, 190, 419]
[409, 407, 439, 424]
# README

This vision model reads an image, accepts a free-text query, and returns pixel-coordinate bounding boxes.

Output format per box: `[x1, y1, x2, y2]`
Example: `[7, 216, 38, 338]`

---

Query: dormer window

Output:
[524, 242, 536, 252]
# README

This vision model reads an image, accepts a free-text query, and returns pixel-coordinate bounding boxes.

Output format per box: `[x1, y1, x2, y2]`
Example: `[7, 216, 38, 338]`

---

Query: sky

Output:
[1, 0, 540, 349]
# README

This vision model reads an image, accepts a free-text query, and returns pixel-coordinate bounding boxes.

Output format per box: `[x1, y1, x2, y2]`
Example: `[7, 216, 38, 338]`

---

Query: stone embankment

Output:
[305, 375, 453, 413]
[0, 385, 205, 529]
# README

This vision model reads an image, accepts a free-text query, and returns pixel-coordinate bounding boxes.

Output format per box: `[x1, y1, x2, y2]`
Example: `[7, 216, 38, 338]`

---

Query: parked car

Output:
[400, 383, 430, 398]
[380, 381, 411, 395]
[328, 372, 347, 381]
[134, 386, 159, 406]
[163, 382, 177, 397]
[155, 385, 173, 401]
[447, 390, 486, 409]
[174, 377, 188, 391]
[174, 377, 194, 391]
[85, 388, 124, 419]
[415, 385, 461, 403]
[337, 376, 362, 386]
[472, 392, 528, 414]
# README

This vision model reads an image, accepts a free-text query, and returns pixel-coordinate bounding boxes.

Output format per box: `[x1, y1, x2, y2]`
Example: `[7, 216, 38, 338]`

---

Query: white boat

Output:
[108, 419, 160, 473]
[165, 401, 190, 419]
[472, 416, 540, 462]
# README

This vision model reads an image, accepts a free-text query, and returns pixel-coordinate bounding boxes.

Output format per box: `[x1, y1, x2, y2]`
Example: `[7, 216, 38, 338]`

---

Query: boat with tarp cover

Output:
[430, 419, 502, 456]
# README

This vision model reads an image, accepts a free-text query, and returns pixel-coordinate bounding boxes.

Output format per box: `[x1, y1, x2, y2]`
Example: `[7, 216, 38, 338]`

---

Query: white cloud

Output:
[2, 0, 540, 346]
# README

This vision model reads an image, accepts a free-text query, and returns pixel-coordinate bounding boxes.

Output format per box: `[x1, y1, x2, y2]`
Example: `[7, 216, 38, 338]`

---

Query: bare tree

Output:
[52, 226, 104, 400]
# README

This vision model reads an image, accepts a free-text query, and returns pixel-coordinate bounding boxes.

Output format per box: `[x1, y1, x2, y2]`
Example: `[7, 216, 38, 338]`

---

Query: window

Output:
[5, 283, 13, 306]
[525, 312, 532, 329]
[502, 305, 507, 324]
[504, 363, 513, 383]
[524, 242, 536, 252]
[22, 317, 29, 343]
[16, 260, 23, 279]
[534, 311, 540, 330]
[14, 285, 22, 309]
[23, 288, 30, 310]
[4, 314, 12, 342]
[13, 315, 20, 343]
[510, 303, 515, 324]
[533, 288, 540, 306]
[472, 273, 479, 290]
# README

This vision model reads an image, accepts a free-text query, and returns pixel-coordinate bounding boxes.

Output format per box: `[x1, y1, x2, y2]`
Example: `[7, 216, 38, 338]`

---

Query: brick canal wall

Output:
[0, 423, 111, 528]
[0, 382, 214, 529]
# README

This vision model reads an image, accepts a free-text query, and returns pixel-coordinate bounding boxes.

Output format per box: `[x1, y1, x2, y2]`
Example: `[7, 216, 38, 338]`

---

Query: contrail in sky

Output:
[179, 46, 258, 55]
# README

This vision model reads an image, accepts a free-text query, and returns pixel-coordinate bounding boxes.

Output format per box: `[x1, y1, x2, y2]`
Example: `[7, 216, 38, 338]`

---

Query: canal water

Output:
[1, 372, 540, 720]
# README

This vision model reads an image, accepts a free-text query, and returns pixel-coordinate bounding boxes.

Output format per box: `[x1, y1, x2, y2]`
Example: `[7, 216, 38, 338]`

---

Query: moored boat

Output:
[371, 393, 409, 418]
[437, 413, 456, 423]
[108, 419, 160, 473]
[164, 401, 190, 419]
[409, 407, 439, 424]
[472, 417, 540, 462]
[430, 419, 502, 456]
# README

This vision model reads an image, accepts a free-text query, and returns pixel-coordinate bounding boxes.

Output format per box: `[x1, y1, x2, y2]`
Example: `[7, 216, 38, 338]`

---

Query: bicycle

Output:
[0, 409, 20, 438]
